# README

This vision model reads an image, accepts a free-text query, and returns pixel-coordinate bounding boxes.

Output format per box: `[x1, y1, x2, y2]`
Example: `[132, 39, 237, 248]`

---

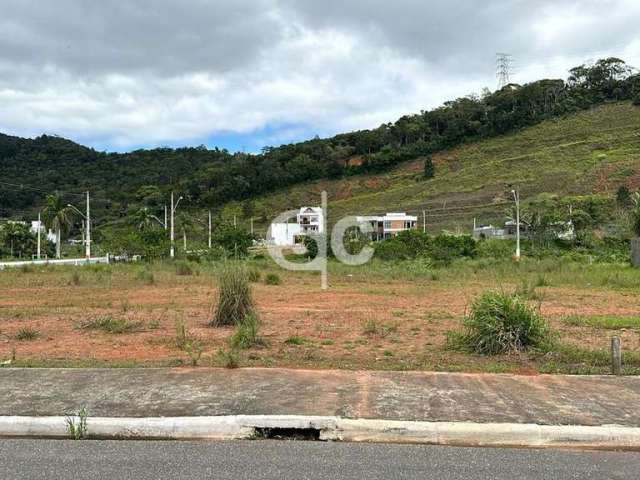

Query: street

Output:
[1, 440, 638, 479]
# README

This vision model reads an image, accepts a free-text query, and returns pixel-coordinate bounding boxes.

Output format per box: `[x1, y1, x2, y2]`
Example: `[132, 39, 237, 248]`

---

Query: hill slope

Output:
[248, 102, 640, 232]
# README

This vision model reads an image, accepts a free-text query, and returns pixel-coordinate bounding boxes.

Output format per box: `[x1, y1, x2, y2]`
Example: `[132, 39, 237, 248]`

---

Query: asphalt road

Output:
[1, 440, 639, 479]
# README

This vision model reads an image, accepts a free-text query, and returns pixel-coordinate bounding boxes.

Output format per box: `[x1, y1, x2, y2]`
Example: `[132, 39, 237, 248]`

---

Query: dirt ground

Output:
[1, 263, 639, 373]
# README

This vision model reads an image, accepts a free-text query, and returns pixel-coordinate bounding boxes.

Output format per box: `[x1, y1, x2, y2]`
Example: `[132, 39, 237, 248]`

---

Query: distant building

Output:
[355, 212, 418, 241]
[472, 224, 507, 240]
[473, 220, 574, 241]
[30, 220, 57, 244]
[268, 207, 325, 246]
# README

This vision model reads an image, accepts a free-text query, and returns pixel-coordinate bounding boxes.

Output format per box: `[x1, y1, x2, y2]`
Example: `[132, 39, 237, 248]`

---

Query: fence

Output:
[0, 256, 110, 270]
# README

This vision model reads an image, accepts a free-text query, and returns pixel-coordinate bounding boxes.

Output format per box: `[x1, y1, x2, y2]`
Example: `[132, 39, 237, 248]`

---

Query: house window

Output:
[384, 221, 392, 229]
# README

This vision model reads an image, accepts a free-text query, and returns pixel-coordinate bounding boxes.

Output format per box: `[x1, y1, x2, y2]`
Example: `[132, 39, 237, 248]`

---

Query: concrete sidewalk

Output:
[1, 368, 639, 427]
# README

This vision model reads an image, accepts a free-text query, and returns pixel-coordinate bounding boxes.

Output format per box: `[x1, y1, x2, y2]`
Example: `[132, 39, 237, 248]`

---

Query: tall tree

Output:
[41, 194, 75, 258]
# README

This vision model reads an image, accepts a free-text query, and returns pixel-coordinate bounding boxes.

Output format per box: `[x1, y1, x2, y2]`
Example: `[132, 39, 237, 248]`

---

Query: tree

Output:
[132, 207, 164, 231]
[41, 194, 75, 258]
[423, 155, 435, 179]
[0, 223, 36, 258]
[212, 225, 254, 257]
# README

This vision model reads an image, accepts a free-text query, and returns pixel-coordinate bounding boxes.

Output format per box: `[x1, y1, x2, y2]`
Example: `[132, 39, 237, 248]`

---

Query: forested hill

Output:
[1, 57, 639, 222]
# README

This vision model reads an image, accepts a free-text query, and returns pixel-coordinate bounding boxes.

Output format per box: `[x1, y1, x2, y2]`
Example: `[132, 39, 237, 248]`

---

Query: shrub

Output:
[476, 239, 514, 259]
[230, 313, 266, 349]
[175, 260, 194, 276]
[633, 93, 640, 106]
[428, 234, 476, 265]
[211, 263, 256, 327]
[264, 273, 281, 285]
[451, 291, 551, 355]
[284, 336, 307, 346]
[15, 327, 40, 341]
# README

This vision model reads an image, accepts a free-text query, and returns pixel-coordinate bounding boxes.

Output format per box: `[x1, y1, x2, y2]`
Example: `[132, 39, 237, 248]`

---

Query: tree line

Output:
[1, 57, 639, 227]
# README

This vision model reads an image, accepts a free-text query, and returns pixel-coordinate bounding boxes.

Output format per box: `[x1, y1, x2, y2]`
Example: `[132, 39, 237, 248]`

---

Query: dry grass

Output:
[1, 259, 639, 374]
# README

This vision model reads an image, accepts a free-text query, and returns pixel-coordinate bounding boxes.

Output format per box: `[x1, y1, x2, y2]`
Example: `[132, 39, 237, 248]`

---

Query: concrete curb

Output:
[2, 415, 640, 449]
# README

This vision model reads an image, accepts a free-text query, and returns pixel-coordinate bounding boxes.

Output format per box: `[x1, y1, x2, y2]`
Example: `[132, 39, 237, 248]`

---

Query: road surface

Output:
[1, 439, 639, 479]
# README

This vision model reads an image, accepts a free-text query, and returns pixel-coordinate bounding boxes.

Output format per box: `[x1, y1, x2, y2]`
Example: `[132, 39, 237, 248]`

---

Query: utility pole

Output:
[250, 217, 254, 235]
[422, 210, 426, 234]
[496, 53, 514, 90]
[37, 211, 42, 260]
[233, 215, 237, 228]
[85, 191, 91, 259]
[511, 188, 521, 261]
[208, 211, 212, 249]
[170, 192, 183, 259]
[183, 228, 187, 251]
[164, 205, 168, 231]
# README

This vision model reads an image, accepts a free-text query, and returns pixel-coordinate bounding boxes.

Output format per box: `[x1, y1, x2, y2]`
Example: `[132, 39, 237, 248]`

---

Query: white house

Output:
[31, 220, 57, 244]
[268, 207, 325, 246]
[355, 212, 418, 241]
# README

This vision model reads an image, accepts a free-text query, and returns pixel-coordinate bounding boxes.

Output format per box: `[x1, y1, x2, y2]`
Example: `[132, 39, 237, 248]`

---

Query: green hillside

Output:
[248, 102, 640, 233]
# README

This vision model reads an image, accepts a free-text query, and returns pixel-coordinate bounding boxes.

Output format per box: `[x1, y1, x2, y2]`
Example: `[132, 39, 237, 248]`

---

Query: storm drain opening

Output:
[253, 427, 322, 441]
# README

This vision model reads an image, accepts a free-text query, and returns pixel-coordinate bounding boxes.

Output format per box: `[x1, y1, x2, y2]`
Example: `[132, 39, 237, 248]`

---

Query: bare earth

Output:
[1, 263, 639, 373]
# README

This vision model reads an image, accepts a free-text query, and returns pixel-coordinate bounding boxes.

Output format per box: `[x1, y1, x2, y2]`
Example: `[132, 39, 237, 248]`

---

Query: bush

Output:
[230, 313, 266, 349]
[264, 273, 281, 285]
[451, 291, 551, 355]
[211, 263, 256, 327]
[476, 239, 514, 259]
[428, 235, 476, 265]
[175, 260, 194, 276]
[633, 93, 640, 106]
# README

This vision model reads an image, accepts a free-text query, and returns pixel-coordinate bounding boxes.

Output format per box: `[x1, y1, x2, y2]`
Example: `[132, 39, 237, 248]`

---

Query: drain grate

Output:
[253, 427, 322, 441]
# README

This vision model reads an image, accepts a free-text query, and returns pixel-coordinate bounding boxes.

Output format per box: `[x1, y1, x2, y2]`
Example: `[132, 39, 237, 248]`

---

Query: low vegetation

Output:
[449, 291, 552, 355]
[79, 316, 144, 334]
[65, 407, 88, 440]
[15, 327, 40, 341]
[230, 313, 266, 349]
[211, 262, 256, 327]
[264, 273, 282, 285]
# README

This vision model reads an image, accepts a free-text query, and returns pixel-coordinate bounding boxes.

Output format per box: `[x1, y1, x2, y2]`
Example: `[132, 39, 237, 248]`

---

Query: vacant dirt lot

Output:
[1, 260, 639, 374]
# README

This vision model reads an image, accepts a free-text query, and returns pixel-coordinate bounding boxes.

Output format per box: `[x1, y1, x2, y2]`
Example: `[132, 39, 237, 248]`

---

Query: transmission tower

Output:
[496, 53, 514, 90]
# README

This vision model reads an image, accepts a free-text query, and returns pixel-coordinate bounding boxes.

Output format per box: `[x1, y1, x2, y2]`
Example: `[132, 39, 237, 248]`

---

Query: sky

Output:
[1, 0, 639, 153]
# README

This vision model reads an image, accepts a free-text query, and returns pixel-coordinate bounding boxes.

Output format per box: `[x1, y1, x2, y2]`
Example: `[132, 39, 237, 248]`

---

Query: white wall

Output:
[268, 223, 302, 246]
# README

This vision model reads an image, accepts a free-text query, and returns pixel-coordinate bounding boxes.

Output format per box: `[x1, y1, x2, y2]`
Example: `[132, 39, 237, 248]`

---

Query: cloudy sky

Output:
[1, 0, 639, 153]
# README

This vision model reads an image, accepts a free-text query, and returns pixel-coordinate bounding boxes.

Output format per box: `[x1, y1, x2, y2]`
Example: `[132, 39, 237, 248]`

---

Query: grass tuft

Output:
[231, 313, 266, 349]
[449, 291, 552, 355]
[80, 316, 144, 334]
[211, 263, 256, 327]
[264, 273, 282, 285]
[15, 327, 40, 341]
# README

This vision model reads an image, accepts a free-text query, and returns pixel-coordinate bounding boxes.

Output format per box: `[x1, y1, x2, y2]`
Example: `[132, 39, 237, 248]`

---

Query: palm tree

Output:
[41, 194, 75, 259]
[133, 207, 164, 231]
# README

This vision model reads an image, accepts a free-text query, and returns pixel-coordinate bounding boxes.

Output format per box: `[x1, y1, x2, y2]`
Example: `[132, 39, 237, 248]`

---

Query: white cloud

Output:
[0, 0, 639, 151]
